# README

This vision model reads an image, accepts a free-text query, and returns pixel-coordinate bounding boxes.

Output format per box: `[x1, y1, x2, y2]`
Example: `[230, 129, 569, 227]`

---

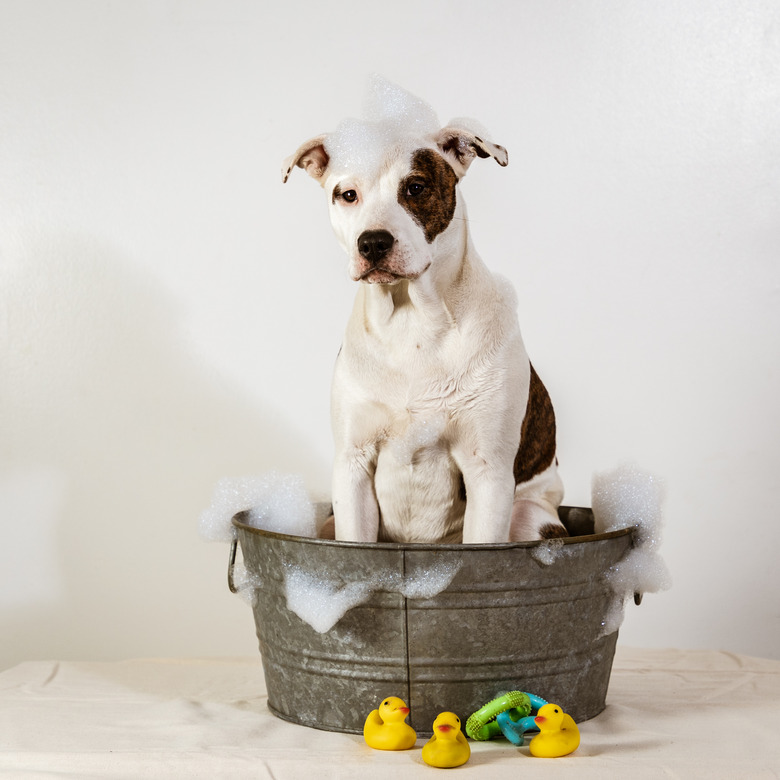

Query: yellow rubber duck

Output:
[363, 696, 417, 750]
[528, 703, 580, 758]
[422, 711, 471, 768]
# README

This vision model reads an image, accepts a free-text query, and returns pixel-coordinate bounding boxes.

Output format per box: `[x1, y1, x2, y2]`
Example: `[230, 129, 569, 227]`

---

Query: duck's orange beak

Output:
[437, 724, 453, 732]
[534, 716, 546, 725]
[398, 707, 410, 715]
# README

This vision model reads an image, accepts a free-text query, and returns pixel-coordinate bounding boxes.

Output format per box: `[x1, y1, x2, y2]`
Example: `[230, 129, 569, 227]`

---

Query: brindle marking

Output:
[539, 521, 568, 539]
[514, 364, 557, 485]
[398, 149, 458, 243]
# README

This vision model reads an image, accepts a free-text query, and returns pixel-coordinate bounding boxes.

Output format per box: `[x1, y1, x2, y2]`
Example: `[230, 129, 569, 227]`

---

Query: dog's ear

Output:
[436, 123, 508, 177]
[282, 135, 330, 184]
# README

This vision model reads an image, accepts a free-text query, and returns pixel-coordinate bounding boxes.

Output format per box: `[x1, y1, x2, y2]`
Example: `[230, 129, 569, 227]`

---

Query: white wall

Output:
[1, 0, 778, 669]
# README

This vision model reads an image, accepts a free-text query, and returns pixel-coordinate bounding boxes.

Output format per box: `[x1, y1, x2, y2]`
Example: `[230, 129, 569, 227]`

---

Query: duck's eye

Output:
[383, 700, 389, 706]
[341, 189, 358, 203]
[407, 181, 426, 197]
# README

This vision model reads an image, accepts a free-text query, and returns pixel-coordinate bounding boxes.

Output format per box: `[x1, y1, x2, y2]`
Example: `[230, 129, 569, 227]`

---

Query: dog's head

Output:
[283, 123, 508, 284]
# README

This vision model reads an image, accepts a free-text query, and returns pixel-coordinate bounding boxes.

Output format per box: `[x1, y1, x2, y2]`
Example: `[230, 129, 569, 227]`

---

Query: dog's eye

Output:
[407, 181, 426, 197]
[340, 189, 358, 203]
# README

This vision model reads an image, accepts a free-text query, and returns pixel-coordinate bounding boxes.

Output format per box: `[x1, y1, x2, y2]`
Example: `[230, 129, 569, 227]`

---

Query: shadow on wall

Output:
[0, 233, 327, 669]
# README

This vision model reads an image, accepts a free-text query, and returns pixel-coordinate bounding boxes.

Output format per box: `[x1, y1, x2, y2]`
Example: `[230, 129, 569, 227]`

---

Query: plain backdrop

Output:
[1, 0, 778, 670]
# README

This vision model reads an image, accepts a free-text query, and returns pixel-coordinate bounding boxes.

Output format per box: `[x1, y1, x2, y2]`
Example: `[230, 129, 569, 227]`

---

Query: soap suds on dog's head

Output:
[592, 463, 672, 634]
[362, 75, 439, 133]
[322, 77, 503, 183]
[325, 76, 440, 176]
[198, 471, 316, 543]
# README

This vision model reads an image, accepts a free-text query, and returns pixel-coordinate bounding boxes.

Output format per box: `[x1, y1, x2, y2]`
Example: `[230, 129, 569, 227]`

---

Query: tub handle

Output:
[628, 525, 644, 606]
[227, 536, 239, 594]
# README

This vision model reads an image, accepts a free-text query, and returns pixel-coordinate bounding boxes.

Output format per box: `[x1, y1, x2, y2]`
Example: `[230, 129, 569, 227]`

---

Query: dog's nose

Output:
[357, 230, 394, 265]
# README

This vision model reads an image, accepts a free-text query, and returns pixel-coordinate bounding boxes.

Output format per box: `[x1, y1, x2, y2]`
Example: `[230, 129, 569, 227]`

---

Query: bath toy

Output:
[422, 712, 470, 768]
[466, 691, 547, 740]
[528, 703, 580, 758]
[466, 691, 531, 740]
[363, 696, 417, 750]
[496, 708, 539, 746]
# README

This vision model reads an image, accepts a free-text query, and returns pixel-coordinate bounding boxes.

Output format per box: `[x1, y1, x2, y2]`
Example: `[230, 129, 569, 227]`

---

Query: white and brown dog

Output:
[283, 91, 565, 544]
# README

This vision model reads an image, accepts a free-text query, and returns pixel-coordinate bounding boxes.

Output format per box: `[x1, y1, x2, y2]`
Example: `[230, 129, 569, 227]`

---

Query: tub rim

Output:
[230, 504, 635, 552]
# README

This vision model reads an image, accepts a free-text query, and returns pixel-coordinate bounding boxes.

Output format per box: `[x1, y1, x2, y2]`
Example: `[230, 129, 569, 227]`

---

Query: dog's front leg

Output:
[331, 360, 384, 541]
[453, 376, 526, 543]
[331, 443, 381, 542]
[458, 462, 516, 544]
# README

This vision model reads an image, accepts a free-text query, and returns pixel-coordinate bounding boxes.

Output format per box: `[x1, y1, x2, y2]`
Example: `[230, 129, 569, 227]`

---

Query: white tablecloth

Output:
[0, 647, 778, 778]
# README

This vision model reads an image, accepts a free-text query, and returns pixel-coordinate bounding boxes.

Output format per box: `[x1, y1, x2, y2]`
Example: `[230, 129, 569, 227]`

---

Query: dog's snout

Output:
[357, 230, 394, 265]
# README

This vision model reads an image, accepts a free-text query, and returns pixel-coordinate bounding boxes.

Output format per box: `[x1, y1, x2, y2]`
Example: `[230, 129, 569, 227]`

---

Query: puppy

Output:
[283, 99, 565, 544]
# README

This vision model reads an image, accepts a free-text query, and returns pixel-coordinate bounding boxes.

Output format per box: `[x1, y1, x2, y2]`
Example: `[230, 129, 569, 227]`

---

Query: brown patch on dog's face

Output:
[514, 364, 557, 485]
[398, 149, 458, 243]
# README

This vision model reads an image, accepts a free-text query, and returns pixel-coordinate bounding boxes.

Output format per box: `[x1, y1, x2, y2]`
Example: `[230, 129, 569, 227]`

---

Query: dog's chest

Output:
[374, 404, 464, 543]
[357, 320, 475, 417]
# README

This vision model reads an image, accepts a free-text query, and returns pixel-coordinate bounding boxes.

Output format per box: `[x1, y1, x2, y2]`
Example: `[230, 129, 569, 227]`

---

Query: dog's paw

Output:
[509, 500, 567, 542]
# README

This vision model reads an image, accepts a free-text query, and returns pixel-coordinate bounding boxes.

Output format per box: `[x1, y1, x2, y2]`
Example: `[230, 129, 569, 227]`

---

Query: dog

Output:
[282, 94, 565, 544]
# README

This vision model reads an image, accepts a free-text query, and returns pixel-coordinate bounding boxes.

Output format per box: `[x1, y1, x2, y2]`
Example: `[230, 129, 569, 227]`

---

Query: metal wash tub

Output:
[228, 506, 635, 735]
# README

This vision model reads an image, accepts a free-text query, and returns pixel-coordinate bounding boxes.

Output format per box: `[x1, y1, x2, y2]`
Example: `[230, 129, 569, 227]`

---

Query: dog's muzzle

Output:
[357, 229, 395, 266]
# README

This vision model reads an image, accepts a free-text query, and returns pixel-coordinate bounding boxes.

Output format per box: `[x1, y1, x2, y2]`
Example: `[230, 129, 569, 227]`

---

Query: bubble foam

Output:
[531, 537, 566, 566]
[198, 471, 316, 543]
[592, 462, 672, 635]
[283, 558, 462, 634]
[325, 75, 440, 176]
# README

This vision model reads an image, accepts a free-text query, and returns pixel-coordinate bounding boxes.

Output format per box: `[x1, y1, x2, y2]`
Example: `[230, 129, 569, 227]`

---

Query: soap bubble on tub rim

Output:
[283, 565, 375, 634]
[198, 471, 316, 543]
[398, 558, 462, 600]
[531, 537, 567, 567]
[282, 558, 462, 633]
[592, 462, 665, 543]
[591, 462, 672, 635]
[229, 560, 263, 607]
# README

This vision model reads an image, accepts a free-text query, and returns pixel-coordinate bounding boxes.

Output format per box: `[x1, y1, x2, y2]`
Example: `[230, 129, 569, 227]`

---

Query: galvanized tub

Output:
[228, 505, 634, 735]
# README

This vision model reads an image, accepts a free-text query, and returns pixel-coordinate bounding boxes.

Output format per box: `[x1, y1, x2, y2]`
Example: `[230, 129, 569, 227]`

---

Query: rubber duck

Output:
[528, 703, 580, 758]
[363, 696, 417, 750]
[422, 711, 471, 768]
